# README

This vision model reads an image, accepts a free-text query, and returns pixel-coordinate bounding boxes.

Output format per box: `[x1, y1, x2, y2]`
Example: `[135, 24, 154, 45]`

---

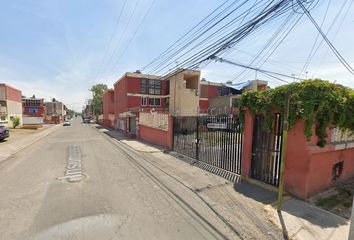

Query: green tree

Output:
[89, 84, 108, 117]
[11, 116, 21, 129]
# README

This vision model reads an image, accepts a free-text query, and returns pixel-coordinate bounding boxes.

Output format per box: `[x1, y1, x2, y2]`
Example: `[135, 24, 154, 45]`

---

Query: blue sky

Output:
[0, 0, 353, 111]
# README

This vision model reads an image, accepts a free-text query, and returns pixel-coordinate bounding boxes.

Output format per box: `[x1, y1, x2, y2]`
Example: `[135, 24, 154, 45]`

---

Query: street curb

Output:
[0, 125, 60, 163]
[92, 124, 163, 153]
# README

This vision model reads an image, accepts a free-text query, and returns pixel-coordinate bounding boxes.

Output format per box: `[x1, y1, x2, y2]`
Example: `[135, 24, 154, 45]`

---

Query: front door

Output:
[251, 114, 282, 186]
[129, 117, 136, 135]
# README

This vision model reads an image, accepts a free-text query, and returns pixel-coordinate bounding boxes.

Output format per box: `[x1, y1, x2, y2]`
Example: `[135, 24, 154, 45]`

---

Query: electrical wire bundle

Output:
[141, 0, 318, 78]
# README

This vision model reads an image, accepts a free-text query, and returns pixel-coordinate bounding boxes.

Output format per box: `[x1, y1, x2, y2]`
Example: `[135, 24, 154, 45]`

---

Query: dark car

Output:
[83, 118, 91, 124]
[0, 126, 9, 141]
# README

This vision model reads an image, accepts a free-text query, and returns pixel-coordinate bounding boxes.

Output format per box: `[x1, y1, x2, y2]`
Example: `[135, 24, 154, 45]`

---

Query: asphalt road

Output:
[0, 118, 242, 240]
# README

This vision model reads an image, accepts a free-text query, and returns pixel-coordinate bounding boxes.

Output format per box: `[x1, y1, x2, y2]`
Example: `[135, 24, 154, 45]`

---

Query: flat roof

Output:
[114, 72, 163, 86]
[0, 83, 22, 92]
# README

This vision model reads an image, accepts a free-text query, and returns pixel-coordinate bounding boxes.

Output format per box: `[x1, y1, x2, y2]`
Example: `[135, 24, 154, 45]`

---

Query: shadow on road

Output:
[233, 180, 277, 204]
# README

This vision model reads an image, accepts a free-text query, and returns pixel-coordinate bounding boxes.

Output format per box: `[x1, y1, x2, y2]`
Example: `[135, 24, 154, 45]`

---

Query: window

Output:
[149, 80, 161, 95]
[332, 162, 344, 181]
[0, 116, 6, 121]
[140, 79, 161, 95]
[231, 98, 240, 108]
[141, 79, 148, 94]
[149, 98, 160, 106]
[141, 97, 148, 106]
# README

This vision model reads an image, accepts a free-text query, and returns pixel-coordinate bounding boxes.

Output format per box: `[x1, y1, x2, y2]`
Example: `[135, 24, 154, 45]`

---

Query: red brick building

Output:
[112, 72, 169, 137]
[102, 89, 115, 128]
[22, 98, 46, 127]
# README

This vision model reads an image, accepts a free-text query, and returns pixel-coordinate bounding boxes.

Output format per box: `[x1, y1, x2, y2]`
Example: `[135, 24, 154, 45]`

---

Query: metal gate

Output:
[251, 114, 283, 186]
[173, 116, 243, 174]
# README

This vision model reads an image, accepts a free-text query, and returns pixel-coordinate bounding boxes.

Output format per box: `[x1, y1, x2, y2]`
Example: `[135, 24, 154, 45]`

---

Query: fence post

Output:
[350, 197, 354, 240]
[196, 117, 199, 160]
[277, 94, 290, 212]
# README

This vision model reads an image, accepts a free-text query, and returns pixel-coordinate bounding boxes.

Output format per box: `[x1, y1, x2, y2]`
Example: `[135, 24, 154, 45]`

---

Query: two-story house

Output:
[0, 83, 22, 127]
[112, 71, 169, 137]
[44, 99, 67, 124]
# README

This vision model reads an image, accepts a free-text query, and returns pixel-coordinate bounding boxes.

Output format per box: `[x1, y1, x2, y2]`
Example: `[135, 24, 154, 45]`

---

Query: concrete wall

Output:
[209, 95, 231, 109]
[23, 116, 43, 124]
[168, 70, 200, 116]
[138, 115, 173, 149]
[139, 112, 168, 131]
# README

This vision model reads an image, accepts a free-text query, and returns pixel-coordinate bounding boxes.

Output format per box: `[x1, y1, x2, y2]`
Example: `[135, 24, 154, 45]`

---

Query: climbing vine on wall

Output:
[239, 79, 354, 147]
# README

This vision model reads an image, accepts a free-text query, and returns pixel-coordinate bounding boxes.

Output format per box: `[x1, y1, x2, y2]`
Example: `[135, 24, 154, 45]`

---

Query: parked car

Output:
[0, 126, 9, 141]
[83, 118, 90, 124]
[63, 120, 71, 126]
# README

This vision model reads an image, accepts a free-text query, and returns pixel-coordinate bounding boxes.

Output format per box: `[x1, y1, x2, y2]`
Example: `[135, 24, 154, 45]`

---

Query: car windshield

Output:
[1, 1, 353, 240]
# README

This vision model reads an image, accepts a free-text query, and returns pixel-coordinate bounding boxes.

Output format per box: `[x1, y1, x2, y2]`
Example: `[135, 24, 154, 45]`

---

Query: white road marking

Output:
[57, 145, 84, 182]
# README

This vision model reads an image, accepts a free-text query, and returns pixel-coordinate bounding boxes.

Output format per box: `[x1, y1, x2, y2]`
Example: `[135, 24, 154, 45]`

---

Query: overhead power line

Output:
[298, 0, 331, 79]
[296, 0, 354, 76]
[142, 0, 300, 76]
[93, 0, 127, 83]
[108, 0, 156, 75]
[140, 0, 235, 72]
[157, 0, 299, 76]
[211, 56, 308, 82]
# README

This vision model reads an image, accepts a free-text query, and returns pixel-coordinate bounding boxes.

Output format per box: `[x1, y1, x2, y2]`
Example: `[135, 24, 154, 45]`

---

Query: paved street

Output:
[0, 118, 251, 240]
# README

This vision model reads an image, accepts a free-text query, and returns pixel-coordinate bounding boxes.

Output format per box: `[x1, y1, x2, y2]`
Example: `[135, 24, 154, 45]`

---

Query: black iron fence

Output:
[173, 116, 243, 175]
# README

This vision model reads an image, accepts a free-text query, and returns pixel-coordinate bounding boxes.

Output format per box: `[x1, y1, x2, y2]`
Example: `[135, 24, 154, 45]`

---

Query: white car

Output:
[63, 120, 71, 126]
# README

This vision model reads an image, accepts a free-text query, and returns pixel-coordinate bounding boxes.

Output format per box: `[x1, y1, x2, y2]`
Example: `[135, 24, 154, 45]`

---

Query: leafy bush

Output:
[240, 79, 354, 147]
[11, 116, 21, 129]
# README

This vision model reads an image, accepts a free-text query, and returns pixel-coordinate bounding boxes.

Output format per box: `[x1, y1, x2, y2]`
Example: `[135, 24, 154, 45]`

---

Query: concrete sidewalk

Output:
[0, 124, 59, 163]
[94, 124, 161, 153]
[266, 198, 350, 240]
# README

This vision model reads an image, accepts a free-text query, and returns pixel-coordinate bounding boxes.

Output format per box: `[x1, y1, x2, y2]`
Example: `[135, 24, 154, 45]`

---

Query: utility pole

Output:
[91, 90, 95, 119]
[277, 94, 290, 212]
[349, 197, 354, 240]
